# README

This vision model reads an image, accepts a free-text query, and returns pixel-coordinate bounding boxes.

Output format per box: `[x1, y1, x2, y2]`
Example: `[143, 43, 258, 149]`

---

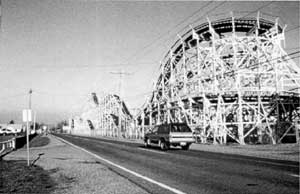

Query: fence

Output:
[0, 138, 16, 156]
[0, 134, 37, 157]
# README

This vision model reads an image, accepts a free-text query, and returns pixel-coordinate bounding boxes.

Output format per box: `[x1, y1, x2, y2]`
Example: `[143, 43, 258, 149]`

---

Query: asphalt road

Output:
[55, 134, 299, 194]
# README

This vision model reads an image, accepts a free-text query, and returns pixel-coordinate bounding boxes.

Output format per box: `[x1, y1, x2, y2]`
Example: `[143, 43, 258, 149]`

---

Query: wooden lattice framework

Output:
[71, 93, 138, 138]
[137, 14, 300, 144]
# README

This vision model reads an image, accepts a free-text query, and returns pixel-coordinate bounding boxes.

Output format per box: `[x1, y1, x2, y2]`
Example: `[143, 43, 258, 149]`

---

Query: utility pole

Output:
[110, 70, 132, 138]
[26, 89, 32, 166]
[33, 111, 36, 132]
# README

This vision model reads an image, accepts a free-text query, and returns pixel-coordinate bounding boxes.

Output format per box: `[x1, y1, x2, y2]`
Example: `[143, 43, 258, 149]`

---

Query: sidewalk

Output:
[80, 135, 299, 162]
[3, 135, 149, 194]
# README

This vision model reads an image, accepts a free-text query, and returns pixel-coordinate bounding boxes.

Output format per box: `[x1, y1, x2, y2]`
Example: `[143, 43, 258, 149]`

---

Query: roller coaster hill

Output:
[70, 93, 136, 138]
[136, 13, 300, 145]
[70, 13, 300, 145]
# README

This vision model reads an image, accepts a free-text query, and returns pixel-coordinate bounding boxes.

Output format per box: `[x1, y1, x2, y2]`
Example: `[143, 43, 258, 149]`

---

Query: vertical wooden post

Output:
[167, 103, 171, 124]
[149, 109, 152, 128]
[237, 75, 245, 145]
[180, 36, 187, 94]
[203, 94, 207, 143]
[170, 50, 174, 100]
[158, 103, 161, 125]
[141, 112, 145, 139]
[296, 121, 300, 143]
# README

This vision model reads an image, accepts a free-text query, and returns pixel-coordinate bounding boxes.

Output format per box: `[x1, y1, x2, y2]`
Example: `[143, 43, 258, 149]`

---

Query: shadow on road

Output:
[137, 145, 183, 151]
[31, 152, 45, 166]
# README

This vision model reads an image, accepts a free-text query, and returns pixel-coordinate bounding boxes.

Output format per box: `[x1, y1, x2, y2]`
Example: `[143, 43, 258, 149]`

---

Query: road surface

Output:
[54, 134, 299, 194]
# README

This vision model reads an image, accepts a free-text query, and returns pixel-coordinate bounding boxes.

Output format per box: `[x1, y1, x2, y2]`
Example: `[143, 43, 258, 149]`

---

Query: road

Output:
[55, 134, 299, 194]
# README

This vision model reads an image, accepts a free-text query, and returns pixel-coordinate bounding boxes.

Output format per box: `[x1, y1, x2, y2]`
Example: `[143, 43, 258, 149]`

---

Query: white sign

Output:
[22, 109, 32, 122]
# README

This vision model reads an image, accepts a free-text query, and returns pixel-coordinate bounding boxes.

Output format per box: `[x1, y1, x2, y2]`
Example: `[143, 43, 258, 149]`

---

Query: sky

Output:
[0, 0, 299, 124]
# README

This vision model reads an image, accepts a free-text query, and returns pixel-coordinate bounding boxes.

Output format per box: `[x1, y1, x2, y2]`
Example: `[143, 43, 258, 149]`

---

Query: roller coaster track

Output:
[71, 93, 139, 138]
[137, 15, 300, 145]
[71, 13, 300, 145]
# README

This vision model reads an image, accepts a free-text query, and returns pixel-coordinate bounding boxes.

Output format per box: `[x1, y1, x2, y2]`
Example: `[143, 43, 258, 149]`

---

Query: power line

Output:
[105, 2, 220, 99]
[160, 1, 228, 52]
[128, 51, 300, 100]
[131, 0, 296, 70]
[286, 47, 300, 51]
[121, 1, 215, 65]
[123, 90, 153, 99]
[34, 89, 89, 97]
[125, 1, 228, 93]
[238, 1, 274, 19]
[188, 1, 228, 27]
[286, 25, 300, 33]
[0, 93, 28, 101]
[157, 1, 228, 52]
[2, 52, 298, 105]
[109, 70, 133, 99]
[0, 62, 158, 72]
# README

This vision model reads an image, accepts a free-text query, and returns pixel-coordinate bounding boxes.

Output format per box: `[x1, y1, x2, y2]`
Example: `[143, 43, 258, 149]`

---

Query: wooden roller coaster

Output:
[71, 13, 300, 145]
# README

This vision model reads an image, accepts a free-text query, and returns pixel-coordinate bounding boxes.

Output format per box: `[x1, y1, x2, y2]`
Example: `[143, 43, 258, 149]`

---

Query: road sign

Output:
[22, 109, 32, 122]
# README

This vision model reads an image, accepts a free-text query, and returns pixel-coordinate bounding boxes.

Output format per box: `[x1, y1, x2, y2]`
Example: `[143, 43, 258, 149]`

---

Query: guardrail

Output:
[0, 138, 16, 156]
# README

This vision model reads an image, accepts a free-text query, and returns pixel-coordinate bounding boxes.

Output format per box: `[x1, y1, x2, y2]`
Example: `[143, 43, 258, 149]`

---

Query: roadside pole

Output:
[26, 114, 30, 166]
[33, 111, 36, 132]
[26, 89, 32, 166]
[110, 70, 132, 138]
[23, 109, 31, 166]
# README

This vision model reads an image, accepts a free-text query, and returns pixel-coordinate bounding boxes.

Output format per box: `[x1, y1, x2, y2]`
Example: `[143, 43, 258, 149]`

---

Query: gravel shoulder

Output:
[190, 143, 299, 162]
[3, 135, 149, 194]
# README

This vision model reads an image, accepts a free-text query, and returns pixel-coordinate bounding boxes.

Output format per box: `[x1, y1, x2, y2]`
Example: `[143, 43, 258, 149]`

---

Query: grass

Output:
[28, 135, 50, 148]
[0, 160, 56, 194]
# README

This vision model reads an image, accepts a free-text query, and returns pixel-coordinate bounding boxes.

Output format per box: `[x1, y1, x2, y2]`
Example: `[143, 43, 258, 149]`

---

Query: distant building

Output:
[0, 123, 24, 133]
[62, 125, 71, 134]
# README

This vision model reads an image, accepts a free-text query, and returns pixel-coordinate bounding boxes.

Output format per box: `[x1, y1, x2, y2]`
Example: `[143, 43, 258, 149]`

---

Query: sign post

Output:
[23, 88, 32, 166]
[23, 109, 32, 166]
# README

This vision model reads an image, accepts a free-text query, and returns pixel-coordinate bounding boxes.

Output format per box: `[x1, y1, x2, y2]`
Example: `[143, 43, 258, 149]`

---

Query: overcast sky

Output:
[0, 0, 299, 124]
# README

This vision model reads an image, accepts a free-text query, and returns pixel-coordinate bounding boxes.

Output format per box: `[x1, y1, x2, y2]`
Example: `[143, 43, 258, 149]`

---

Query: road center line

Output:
[55, 135, 186, 194]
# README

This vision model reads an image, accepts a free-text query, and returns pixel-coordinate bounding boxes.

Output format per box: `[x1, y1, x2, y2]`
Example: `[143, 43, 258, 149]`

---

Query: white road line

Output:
[55, 136, 186, 194]
[289, 174, 300, 178]
[138, 147, 167, 154]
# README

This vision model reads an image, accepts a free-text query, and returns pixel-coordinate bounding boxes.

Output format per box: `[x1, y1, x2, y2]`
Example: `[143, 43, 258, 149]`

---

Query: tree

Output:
[56, 120, 67, 131]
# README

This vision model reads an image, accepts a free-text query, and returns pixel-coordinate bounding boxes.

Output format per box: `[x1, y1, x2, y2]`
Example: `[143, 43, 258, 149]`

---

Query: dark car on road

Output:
[144, 123, 195, 150]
